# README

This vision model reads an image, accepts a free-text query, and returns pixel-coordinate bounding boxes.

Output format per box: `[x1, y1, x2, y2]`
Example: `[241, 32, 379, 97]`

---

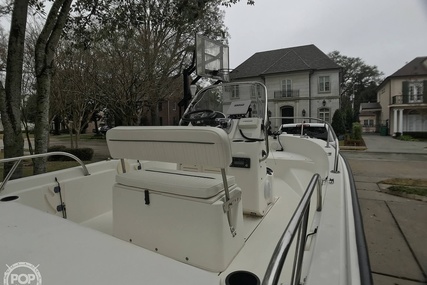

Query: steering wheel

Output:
[181, 109, 218, 124]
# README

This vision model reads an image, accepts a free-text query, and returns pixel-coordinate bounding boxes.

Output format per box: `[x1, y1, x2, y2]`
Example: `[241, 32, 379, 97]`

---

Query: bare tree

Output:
[52, 43, 100, 148]
[0, 0, 72, 176]
[21, 21, 42, 156]
[33, 0, 72, 174]
[71, 0, 227, 126]
[0, 0, 29, 179]
[0, 0, 238, 177]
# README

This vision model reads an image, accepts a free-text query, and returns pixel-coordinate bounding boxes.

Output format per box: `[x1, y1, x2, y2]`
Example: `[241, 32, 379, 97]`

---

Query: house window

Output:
[407, 110, 422, 131]
[318, 76, 330, 93]
[281, 79, 292, 97]
[158, 102, 163, 111]
[408, 82, 423, 103]
[363, 119, 374, 127]
[251, 103, 258, 116]
[319, 108, 330, 122]
[251, 84, 261, 99]
[231, 85, 240, 99]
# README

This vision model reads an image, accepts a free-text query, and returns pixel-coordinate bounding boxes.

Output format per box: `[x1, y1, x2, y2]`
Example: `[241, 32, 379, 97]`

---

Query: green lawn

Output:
[380, 178, 427, 197]
[388, 185, 427, 197]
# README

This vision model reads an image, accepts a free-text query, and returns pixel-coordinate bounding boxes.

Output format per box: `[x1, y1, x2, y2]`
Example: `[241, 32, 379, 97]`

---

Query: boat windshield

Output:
[180, 82, 268, 126]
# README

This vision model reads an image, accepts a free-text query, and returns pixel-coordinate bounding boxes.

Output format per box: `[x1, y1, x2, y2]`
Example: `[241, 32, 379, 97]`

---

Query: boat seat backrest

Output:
[106, 126, 232, 169]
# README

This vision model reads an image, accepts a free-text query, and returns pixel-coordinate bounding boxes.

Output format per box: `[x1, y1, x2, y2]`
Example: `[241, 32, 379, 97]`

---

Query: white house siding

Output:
[310, 70, 340, 123]
[377, 81, 391, 124]
[264, 72, 310, 129]
[378, 76, 427, 135]
[256, 70, 341, 131]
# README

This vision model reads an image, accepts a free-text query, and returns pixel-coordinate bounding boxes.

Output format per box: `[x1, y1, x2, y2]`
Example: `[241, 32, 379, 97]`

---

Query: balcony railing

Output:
[392, 94, 425, 104]
[274, 90, 300, 99]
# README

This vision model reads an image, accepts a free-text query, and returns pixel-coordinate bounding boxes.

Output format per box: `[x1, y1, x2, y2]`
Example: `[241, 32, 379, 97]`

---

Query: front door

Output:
[281, 106, 294, 124]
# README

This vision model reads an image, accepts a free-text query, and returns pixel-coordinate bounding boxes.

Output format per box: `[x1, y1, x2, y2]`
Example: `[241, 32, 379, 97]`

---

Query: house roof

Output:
[360, 102, 381, 110]
[230, 44, 341, 79]
[359, 111, 377, 117]
[389, 57, 427, 77]
[377, 57, 427, 90]
[360, 102, 381, 113]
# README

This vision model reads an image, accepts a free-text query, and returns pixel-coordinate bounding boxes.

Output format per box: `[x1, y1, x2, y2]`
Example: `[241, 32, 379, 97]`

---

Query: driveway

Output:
[362, 133, 427, 154]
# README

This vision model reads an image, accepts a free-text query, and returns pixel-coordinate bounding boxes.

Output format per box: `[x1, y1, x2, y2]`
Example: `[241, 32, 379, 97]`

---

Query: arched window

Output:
[319, 108, 330, 122]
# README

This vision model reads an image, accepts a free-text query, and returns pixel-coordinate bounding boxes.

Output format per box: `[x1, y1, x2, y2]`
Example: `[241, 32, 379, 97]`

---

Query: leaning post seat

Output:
[106, 126, 244, 272]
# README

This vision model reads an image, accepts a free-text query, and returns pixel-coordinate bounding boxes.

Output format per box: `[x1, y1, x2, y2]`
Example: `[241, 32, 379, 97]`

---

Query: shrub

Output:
[48, 145, 67, 152]
[48, 146, 94, 161]
[343, 139, 365, 146]
[344, 108, 354, 132]
[331, 109, 346, 136]
[403, 132, 427, 139]
[398, 135, 417, 141]
[351, 122, 362, 140]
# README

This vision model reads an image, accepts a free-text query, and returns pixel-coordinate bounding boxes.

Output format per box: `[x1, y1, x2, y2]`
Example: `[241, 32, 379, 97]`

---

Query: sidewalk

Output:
[347, 133, 427, 284]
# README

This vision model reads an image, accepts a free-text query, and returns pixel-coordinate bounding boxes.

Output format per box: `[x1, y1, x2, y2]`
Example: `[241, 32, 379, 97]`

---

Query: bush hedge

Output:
[402, 132, 427, 139]
[344, 139, 365, 146]
[48, 145, 94, 161]
[351, 122, 362, 140]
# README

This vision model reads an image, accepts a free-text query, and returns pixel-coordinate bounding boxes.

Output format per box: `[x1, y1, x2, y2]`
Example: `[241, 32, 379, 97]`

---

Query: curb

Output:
[340, 146, 367, 151]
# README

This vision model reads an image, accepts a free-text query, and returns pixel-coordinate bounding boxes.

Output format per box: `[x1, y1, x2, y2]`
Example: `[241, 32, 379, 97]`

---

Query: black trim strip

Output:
[108, 139, 214, 145]
[144, 190, 150, 205]
[145, 169, 215, 180]
[342, 155, 373, 285]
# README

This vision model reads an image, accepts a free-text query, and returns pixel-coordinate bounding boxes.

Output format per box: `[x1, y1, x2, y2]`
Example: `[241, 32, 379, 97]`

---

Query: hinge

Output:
[222, 192, 241, 213]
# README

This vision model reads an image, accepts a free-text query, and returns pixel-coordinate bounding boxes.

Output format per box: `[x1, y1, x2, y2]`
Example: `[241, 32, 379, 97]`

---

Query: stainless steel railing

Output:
[262, 173, 322, 285]
[0, 152, 90, 193]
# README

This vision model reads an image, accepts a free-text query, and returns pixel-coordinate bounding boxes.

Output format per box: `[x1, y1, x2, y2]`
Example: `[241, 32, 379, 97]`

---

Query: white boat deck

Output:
[0, 202, 219, 285]
[1, 170, 305, 284]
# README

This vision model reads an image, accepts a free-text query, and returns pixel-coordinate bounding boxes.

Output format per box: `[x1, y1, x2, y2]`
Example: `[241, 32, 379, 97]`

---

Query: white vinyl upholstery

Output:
[107, 126, 244, 272]
[116, 168, 235, 199]
[107, 126, 232, 169]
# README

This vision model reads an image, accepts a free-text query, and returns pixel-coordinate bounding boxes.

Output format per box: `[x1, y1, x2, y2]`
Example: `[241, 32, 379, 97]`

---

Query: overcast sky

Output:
[223, 0, 427, 78]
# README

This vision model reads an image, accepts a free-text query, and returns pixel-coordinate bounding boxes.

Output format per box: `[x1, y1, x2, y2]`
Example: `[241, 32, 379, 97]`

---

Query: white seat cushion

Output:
[116, 168, 235, 199]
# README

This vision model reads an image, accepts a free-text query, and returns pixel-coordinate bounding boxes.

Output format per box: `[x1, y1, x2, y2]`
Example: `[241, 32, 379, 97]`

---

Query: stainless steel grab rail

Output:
[0, 152, 90, 193]
[262, 173, 322, 285]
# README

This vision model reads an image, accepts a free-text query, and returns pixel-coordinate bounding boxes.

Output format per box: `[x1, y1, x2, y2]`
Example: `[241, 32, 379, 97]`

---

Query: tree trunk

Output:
[33, 0, 72, 174]
[33, 71, 51, 174]
[150, 104, 159, 126]
[53, 115, 61, 135]
[0, 0, 29, 179]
